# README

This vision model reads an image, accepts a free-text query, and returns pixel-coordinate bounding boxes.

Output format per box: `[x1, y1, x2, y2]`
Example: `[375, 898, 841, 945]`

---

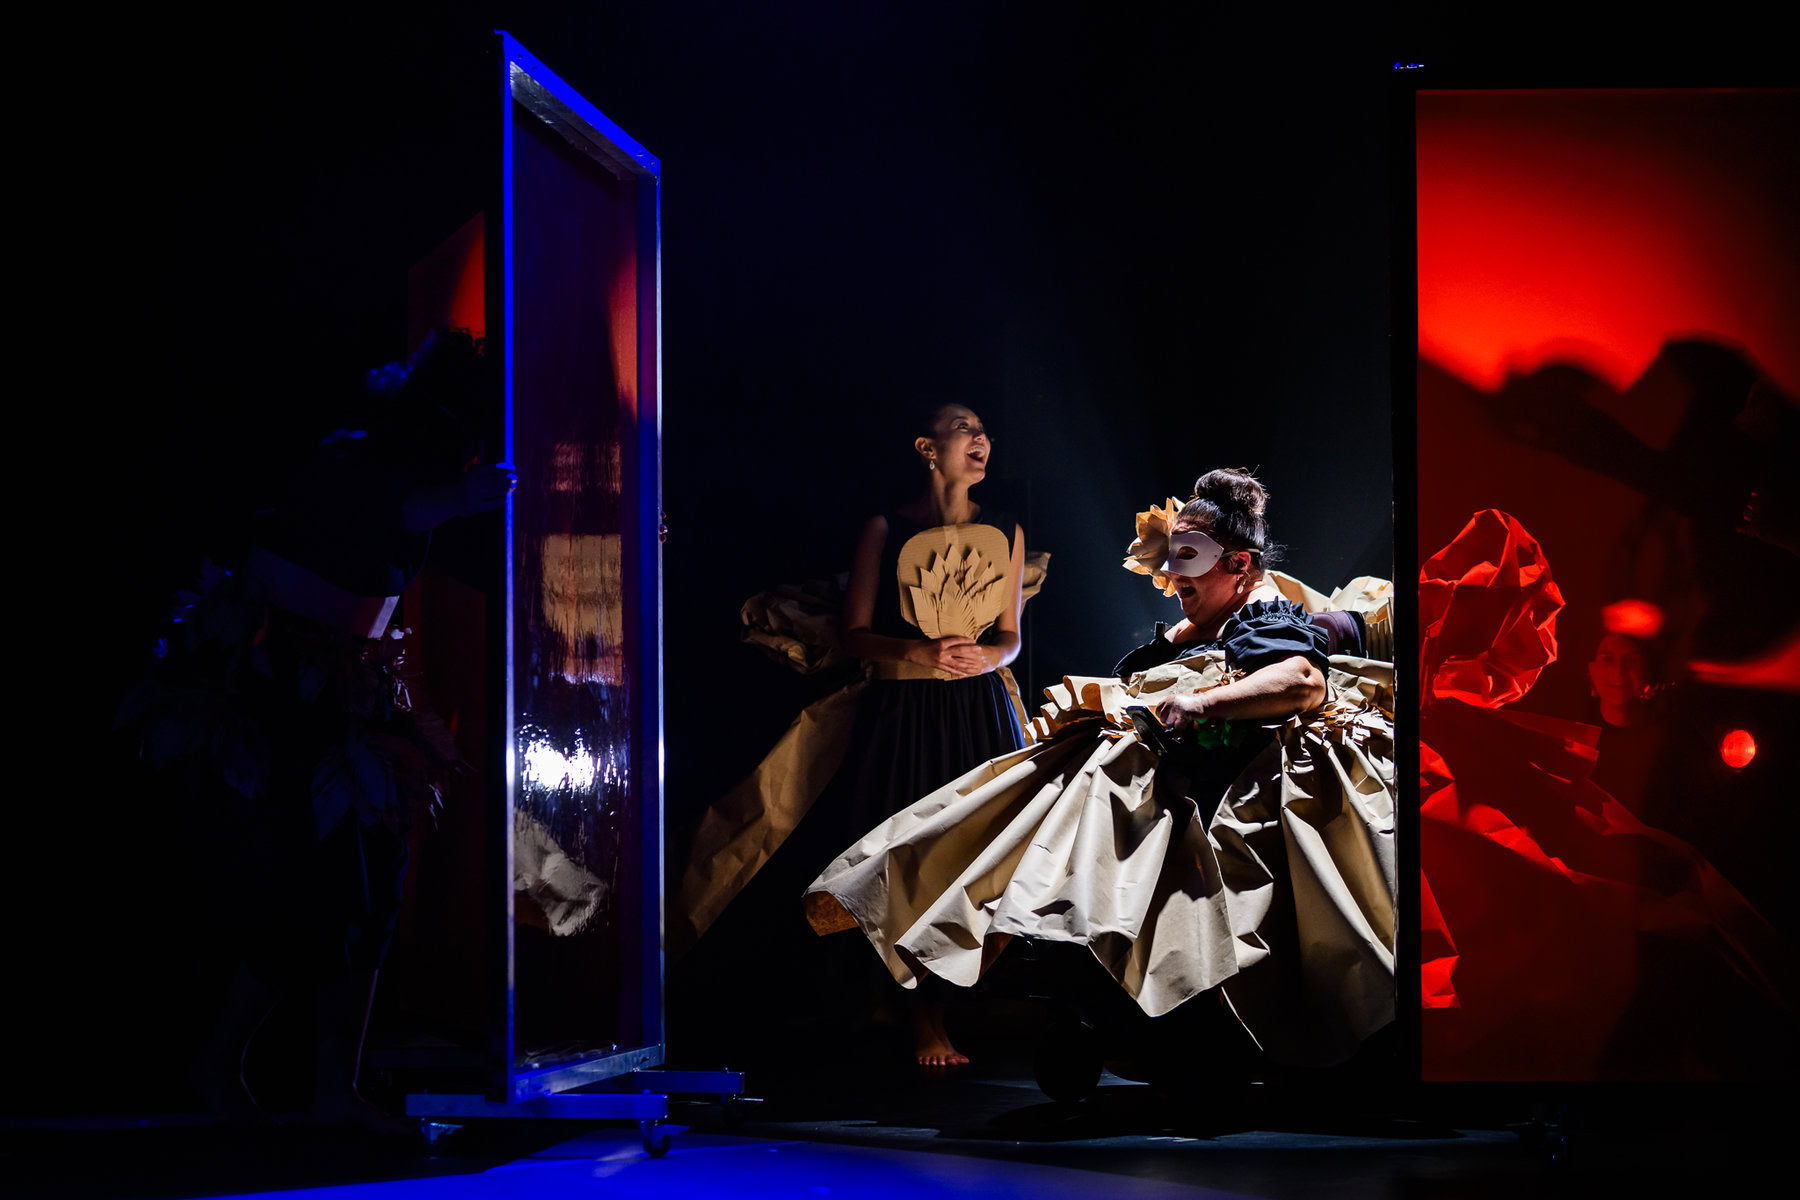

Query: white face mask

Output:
[1163, 530, 1226, 577]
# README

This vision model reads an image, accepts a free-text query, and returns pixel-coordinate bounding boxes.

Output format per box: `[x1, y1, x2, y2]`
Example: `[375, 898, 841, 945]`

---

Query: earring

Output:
[927, 458, 936, 471]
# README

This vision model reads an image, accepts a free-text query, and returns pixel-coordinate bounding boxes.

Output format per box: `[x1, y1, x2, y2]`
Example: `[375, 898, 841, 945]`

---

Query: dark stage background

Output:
[44, 2, 1798, 1113]
[21, 1, 1398, 1108]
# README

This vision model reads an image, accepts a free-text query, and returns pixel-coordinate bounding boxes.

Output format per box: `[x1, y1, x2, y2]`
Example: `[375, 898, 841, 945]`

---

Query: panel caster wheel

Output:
[419, 1119, 463, 1150]
[640, 1119, 672, 1158]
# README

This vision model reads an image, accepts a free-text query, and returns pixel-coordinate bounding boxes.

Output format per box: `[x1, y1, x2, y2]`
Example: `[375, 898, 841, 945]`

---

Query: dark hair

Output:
[1176, 467, 1280, 565]
[907, 394, 968, 441]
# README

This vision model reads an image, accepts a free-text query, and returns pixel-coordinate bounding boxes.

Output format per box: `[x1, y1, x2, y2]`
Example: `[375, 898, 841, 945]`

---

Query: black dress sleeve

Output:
[1114, 623, 1179, 680]
[1218, 598, 1332, 673]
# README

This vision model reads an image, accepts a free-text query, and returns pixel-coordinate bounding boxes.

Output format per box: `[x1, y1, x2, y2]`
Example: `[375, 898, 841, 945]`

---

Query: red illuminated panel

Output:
[1418, 90, 1800, 399]
[407, 213, 486, 353]
[610, 246, 638, 419]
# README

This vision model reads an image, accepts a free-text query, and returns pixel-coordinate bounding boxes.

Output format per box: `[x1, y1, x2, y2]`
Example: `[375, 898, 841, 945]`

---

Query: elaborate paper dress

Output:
[1418, 509, 1799, 1080]
[802, 499, 1399, 1067]
[673, 509, 1046, 954]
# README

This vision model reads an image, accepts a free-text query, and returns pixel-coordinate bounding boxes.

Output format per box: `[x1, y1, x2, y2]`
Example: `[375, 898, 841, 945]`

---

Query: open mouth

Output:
[967, 451, 987, 466]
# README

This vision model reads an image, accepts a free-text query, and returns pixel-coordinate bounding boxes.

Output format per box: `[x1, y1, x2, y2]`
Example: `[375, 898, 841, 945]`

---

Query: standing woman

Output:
[672, 402, 1033, 1068]
[833, 402, 1027, 1065]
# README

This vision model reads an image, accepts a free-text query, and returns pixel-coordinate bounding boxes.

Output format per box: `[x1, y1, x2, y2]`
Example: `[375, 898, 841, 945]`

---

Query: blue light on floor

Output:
[207, 1131, 1257, 1199]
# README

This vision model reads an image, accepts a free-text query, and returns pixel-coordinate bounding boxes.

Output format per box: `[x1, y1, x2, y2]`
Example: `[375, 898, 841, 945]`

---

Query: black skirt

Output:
[809, 672, 1027, 863]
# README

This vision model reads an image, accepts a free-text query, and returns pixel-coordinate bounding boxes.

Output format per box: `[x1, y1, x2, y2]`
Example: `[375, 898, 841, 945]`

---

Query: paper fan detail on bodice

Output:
[897, 523, 1013, 640]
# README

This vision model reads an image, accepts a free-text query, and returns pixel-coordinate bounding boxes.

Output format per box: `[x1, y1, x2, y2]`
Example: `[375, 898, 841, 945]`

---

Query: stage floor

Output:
[8, 1060, 1772, 1199]
[213, 1127, 1275, 1199]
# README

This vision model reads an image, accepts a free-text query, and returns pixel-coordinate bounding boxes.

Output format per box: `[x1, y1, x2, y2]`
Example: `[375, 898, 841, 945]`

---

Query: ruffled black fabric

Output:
[1113, 598, 1347, 681]
[822, 674, 1025, 850]
[1216, 598, 1334, 673]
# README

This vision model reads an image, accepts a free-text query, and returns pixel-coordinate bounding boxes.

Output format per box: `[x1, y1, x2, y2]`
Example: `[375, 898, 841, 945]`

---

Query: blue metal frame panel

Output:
[494, 30, 665, 1106]
[510, 1045, 665, 1102]
[500, 34, 661, 178]
[635, 121, 667, 1059]
[495, 28, 519, 1103]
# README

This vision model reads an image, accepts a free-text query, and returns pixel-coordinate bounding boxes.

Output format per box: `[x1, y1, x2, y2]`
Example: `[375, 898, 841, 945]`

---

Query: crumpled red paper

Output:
[1419, 508, 1564, 710]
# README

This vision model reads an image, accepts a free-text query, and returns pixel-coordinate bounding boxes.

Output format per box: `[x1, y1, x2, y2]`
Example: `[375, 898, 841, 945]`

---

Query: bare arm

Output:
[1154, 654, 1327, 728]
[841, 515, 985, 674]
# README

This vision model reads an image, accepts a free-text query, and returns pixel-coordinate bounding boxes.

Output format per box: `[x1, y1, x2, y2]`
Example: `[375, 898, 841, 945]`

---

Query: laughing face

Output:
[1168, 513, 1252, 627]
[921, 405, 992, 484]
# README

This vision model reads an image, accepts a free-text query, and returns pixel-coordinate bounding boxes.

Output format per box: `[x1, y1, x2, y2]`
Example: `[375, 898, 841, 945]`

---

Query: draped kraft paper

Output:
[669, 547, 1049, 956]
[804, 646, 1399, 1067]
[670, 679, 870, 954]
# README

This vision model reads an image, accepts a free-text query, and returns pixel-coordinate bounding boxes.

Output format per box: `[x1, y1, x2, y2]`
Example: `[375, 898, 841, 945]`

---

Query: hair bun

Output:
[1192, 467, 1267, 519]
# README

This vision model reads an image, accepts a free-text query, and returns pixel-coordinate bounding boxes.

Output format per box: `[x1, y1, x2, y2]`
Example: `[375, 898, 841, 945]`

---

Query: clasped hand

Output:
[1152, 689, 1210, 731]
[913, 635, 989, 676]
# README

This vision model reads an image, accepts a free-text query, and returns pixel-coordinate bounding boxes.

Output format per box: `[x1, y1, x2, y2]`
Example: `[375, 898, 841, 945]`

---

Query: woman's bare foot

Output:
[915, 1034, 970, 1068]
[911, 999, 969, 1068]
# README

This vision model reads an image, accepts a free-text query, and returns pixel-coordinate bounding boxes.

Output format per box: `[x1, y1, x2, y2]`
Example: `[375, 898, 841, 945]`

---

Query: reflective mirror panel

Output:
[508, 84, 645, 1071]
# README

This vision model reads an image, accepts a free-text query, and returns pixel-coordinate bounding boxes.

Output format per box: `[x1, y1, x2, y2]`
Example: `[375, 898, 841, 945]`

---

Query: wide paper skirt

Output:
[804, 653, 1398, 1067]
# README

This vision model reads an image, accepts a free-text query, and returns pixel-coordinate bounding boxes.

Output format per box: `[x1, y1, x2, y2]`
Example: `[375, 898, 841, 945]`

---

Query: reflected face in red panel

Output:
[1588, 632, 1648, 725]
